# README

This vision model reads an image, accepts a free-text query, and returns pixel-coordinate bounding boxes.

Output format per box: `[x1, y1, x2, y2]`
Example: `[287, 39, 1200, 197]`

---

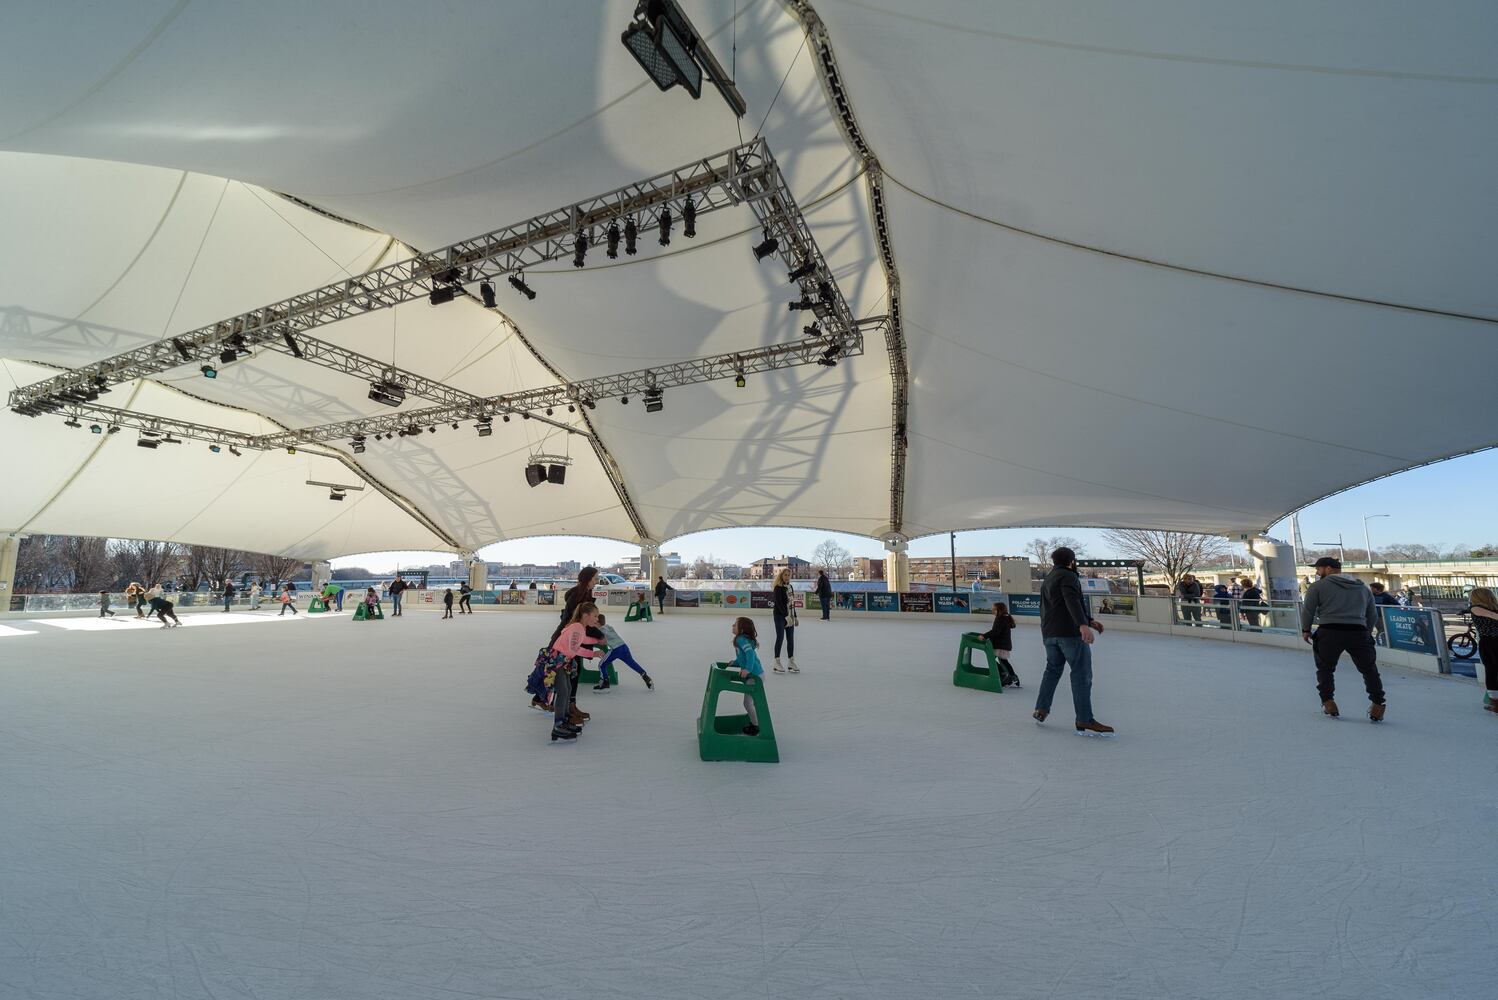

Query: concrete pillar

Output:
[998, 558, 1032, 595]
[883, 535, 909, 593]
[310, 560, 332, 593]
[1249, 535, 1300, 631]
[466, 553, 487, 594]
[0, 535, 19, 611]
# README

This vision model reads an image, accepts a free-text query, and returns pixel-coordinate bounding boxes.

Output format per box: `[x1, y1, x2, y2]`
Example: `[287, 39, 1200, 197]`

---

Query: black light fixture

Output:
[567, 404, 576, 413]
[573, 230, 588, 268]
[787, 260, 816, 282]
[788, 296, 814, 312]
[480, 281, 497, 308]
[606, 222, 621, 259]
[658, 206, 672, 246]
[107, 425, 121, 435]
[583, 398, 597, 410]
[817, 280, 834, 302]
[228, 445, 241, 456]
[209, 444, 221, 454]
[172, 338, 193, 361]
[509, 274, 536, 300]
[219, 348, 237, 365]
[427, 426, 436, 434]
[819, 344, 840, 367]
[753, 231, 780, 260]
[620, 396, 629, 405]
[89, 424, 102, 434]
[351, 435, 366, 454]
[804, 322, 823, 338]
[643, 389, 664, 413]
[502, 413, 511, 422]
[282, 331, 303, 358]
[329, 488, 346, 502]
[545, 406, 554, 416]
[525, 463, 548, 488]
[136, 437, 160, 449]
[287, 446, 297, 454]
[476, 418, 493, 437]
[368, 380, 406, 406]
[734, 371, 746, 388]
[63, 417, 81, 428]
[429, 286, 457, 305]
[521, 412, 531, 420]
[435, 267, 462, 285]
[624, 217, 638, 255]
[682, 198, 696, 238]
[620, 0, 746, 116]
[200, 364, 218, 378]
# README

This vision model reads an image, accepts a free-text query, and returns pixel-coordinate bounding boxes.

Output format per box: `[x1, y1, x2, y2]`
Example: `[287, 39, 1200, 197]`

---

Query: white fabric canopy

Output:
[2, 1, 1494, 558]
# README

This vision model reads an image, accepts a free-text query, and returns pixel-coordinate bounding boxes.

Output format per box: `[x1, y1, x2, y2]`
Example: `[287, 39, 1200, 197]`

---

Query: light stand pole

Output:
[950, 531, 957, 593]
[1362, 514, 1390, 568]
[1312, 535, 1345, 565]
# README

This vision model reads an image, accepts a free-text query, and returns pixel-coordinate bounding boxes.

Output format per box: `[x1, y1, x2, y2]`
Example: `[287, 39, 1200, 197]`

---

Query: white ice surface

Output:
[0, 611, 1492, 999]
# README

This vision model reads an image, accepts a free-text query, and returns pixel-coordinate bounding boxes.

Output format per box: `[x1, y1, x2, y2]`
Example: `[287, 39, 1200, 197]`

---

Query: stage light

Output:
[509, 274, 536, 300]
[136, 437, 160, 449]
[200, 364, 217, 378]
[427, 426, 436, 434]
[429, 286, 456, 305]
[502, 413, 511, 422]
[107, 425, 120, 435]
[451, 422, 459, 430]
[606, 222, 621, 259]
[368, 380, 405, 406]
[351, 436, 366, 454]
[567, 404, 576, 413]
[282, 331, 303, 358]
[753, 232, 780, 260]
[819, 344, 840, 367]
[818, 280, 833, 302]
[172, 338, 192, 361]
[435, 267, 462, 285]
[219, 348, 237, 364]
[545, 407, 554, 416]
[480, 281, 497, 308]
[735, 372, 745, 388]
[525, 463, 548, 488]
[658, 207, 672, 246]
[804, 322, 822, 337]
[625, 217, 638, 255]
[643, 390, 663, 413]
[476, 418, 493, 437]
[228, 445, 240, 456]
[287, 446, 297, 454]
[583, 399, 596, 410]
[788, 296, 813, 311]
[573, 230, 588, 268]
[788, 260, 816, 282]
[89, 424, 102, 434]
[522, 412, 531, 420]
[329, 488, 346, 501]
[209, 444, 221, 453]
[63, 417, 81, 428]
[620, 396, 629, 405]
[229, 334, 248, 354]
[683, 198, 696, 238]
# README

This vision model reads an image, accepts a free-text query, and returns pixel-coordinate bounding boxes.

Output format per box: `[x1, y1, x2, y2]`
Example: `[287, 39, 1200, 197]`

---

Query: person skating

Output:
[442, 587, 454, 619]
[99, 591, 116, 618]
[1467, 588, 1498, 713]
[731, 617, 765, 735]
[387, 574, 408, 616]
[527, 601, 603, 741]
[146, 585, 181, 627]
[816, 570, 833, 621]
[126, 582, 147, 618]
[1032, 547, 1114, 736]
[543, 567, 599, 724]
[1300, 557, 1385, 722]
[279, 585, 298, 616]
[458, 581, 473, 614]
[250, 581, 263, 610]
[222, 578, 236, 612]
[654, 576, 668, 614]
[974, 602, 1020, 688]
[590, 613, 654, 691]
[771, 568, 798, 673]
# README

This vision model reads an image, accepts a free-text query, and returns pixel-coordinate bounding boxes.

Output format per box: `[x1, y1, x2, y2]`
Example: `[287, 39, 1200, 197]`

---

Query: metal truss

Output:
[784, 0, 912, 536]
[9, 137, 854, 411]
[44, 323, 876, 453]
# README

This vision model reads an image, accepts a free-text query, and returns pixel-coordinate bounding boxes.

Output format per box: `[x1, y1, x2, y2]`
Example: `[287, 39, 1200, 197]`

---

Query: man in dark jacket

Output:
[388, 574, 408, 617]
[1033, 547, 1114, 736]
[222, 578, 235, 612]
[1300, 557, 1385, 721]
[1176, 574, 1204, 625]
[654, 576, 669, 614]
[816, 571, 834, 621]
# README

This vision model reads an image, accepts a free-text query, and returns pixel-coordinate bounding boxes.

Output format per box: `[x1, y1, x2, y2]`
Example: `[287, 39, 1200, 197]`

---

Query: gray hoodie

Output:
[1300, 574, 1377, 631]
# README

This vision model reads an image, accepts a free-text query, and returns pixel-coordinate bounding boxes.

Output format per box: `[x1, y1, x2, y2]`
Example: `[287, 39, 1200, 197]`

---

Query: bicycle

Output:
[1446, 609, 1477, 660]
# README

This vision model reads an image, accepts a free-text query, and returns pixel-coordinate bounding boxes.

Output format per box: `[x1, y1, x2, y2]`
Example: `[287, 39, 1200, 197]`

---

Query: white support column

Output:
[466, 552, 487, 594]
[883, 534, 909, 593]
[0, 535, 20, 610]
[310, 560, 332, 593]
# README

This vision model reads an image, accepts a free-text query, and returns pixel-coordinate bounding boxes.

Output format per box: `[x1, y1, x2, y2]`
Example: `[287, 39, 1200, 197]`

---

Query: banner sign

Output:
[934, 593, 971, 614]
[606, 590, 632, 606]
[865, 592, 898, 612]
[1096, 595, 1136, 618]
[1009, 594, 1042, 617]
[673, 591, 700, 608]
[498, 590, 527, 605]
[721, 591, 750, 608]
[749, 591, 773, 610]
[1382, 607, 1439, 656]
[835, 592, 867, 611]
[968, 592, 1008, 614]
[535, 590, 555, 605]
[900, 592, 933, 613]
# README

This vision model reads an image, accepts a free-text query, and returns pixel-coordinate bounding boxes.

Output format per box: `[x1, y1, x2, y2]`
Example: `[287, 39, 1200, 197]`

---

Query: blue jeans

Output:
[1035, 636, 1094, 724]
[392, 592, 402, 615]
[600, 644, 647, 676]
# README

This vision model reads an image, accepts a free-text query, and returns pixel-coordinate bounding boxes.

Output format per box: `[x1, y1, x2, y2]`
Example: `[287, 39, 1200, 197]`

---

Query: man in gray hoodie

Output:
[1300, 557, 1385, 721]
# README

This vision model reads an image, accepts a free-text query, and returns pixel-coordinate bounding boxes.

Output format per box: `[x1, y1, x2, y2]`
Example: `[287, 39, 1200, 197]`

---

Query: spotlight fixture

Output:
[548, 464, 568, 485]
[434, 267, 462, 285]
[818, 280, 834, 302]
[136, 437, 160, 449]
[429, 286, 457, 305]
[329, 488, 346, 502]
[451, 422, 459, 430]
[475, 418, 493, 437]
[819, 344, 840, 367]
[606, 222, 621, 259]
[583, 399, 597, 410]
[573, 230, 588, 268]
[734, 372, 746, 388]
[546, 406, 554, 416]
[172, 338, 193, 361]
[787, 260, 816, 282]
[282, 331, 303, 358]
[200, 364, 218, 378]
[522, 412, 531, 420]
[63, 417, 81, 428]
[229, 333, 248, 354]
[509, 274, 536, 300]
[624, 217, 638, 255]
[803, 322, 822, 337]
[368, 380, 406, 406]
[658, 206, 672, 246]
[209, 444, 221, 454]
[287, 446, 297, 455]
[620, 396, 629, 405]
[427, 426, 436, 434]
[788, 296, 814, 312]
[107, 425, 121, 435]
[351, 435, 366, 454]
[752, 231, 780, 261]
[219, 348, 237, 365]
[502, 413, 511, 422]
[567, 404, 576, 413]
[89, 424, 102, 434]
[620, 0, 747, 116]
[682, 198, 696, 238]
[228, 445, 241, 456]
[643, 389, 664, 413]
[480, 281, 497, 308]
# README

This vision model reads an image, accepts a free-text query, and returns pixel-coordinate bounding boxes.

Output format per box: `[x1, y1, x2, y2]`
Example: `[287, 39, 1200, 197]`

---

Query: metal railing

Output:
[1172, 598, 1301, 635]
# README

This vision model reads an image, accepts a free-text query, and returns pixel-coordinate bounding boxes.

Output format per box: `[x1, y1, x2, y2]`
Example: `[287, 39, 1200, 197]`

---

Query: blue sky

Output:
[334, 449, 1498, 573]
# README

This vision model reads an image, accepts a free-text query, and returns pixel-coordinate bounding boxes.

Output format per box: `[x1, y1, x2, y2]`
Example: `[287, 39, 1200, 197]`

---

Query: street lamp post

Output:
[1312, 535, 1345, 565]
[1362, 514, 1390, 568]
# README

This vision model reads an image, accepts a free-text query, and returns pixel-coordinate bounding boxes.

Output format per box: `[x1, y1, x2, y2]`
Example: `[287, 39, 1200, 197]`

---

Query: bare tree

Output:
[13, 535, 66, 591]
[111, 539, 182, 588]
[1101, 530, 1234, 590]
[665, 565, 690, 580]
[184, 545, 247, 590]
[812, 539, 852, 576]
[1026, 536, 1085, 572]
[691, 557, 715, 580]
[251, 552, 303, 586]
[58, 536, 114, 592]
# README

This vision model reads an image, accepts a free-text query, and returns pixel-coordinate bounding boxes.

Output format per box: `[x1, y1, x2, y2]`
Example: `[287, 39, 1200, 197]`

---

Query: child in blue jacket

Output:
[732, 617, 764, 736]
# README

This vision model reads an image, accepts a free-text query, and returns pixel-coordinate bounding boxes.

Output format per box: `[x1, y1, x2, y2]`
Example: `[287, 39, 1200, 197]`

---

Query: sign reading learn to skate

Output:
[1381, 607, 1440, 656]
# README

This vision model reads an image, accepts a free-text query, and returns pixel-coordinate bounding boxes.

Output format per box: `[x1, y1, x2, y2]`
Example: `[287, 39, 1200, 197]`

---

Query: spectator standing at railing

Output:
[1211, 583, 1232, 626]
[250, 581, 263, 610]
[1240, 579, 1265, 628]
[655, 576, 669, 614]
[1369, 582, 1398, 644]
[222, 578, 235, 612]
[1300, 557, 1385, 722]
[1176, 575, 1203, 626]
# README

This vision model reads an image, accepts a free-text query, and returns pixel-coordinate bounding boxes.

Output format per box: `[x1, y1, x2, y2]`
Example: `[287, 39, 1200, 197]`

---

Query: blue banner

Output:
[934, 593, 970, 614]
[867, 593, 899, 612]
[1382, 607, 1439, 655]
[1009, 594, 1041, 617]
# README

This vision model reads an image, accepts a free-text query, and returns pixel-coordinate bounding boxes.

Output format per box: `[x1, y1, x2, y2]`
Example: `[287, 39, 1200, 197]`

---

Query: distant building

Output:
[559, 560, 580, 575]
[851, 557, 885, 582]
[908, 555, 1016, 586]
[747, 555, 814, 580]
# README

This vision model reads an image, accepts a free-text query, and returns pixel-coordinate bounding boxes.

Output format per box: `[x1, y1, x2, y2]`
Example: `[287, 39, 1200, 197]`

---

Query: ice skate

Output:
[1032, 708, 1048, 725]
[772, 659, 786, 673]
[1369, 702, 1386, 723]
[1074, 720, 1116, 738]
[529, 696, 550, 712]
[593, 679, 611, 691]
[567, 706, 588, 727]
[787, 658, 799, 673]
[1322, 699, 1340, 718]
[550, 725, 577, 742]
[642, 673, 654, 691]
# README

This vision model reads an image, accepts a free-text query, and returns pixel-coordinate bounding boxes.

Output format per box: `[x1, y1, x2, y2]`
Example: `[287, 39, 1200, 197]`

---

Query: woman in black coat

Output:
[815, 570, 833, 621]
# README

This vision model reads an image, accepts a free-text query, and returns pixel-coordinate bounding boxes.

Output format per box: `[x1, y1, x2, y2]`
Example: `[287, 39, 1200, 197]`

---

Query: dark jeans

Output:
[773, 614, 795, 658]
[392, 592, 403, 615]
[458, 595, 471, 613]
[223, 596, 232, 611]
[1035, 636, 1094, 724]
[1479, 637, 1498, 693]
[1311, 627, 1384, 705]
[820, 597, 831, 621]
[1180, 603, 1201, 625]
[553, 668, 573, 728]
[657, 595, 665, 613]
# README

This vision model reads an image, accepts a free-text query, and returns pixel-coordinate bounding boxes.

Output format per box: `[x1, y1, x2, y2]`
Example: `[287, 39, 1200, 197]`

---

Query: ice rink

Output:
[1, 608, 1492, 999]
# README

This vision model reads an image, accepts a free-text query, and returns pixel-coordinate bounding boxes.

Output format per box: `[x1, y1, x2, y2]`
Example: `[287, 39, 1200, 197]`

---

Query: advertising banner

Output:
[1009, 594, 1042, 617]
[934, 593, 970, 614]
[901, 592, 934, 613]
[606, 590, 632, 606]
[1381, 607, 1440, 656]
[968, 591, 1008, 614]
[673, 591, 700, 608]
[721, 591, 751, 609]
[1096, 595, 1137, 618]
[835, 592, 867, 611]
[749, 591, 773, 610]
[867, 593, 899, 612]
[802, 592, 818, 610]
[498, 590, 526, 606]
[535, 590, 555, 605]
[700, 590, 725, 606]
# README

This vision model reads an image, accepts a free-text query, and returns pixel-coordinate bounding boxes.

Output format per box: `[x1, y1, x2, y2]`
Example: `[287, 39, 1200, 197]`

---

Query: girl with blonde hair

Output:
[770, 568, 798, 673]
[1468, 587, 1498, 713]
